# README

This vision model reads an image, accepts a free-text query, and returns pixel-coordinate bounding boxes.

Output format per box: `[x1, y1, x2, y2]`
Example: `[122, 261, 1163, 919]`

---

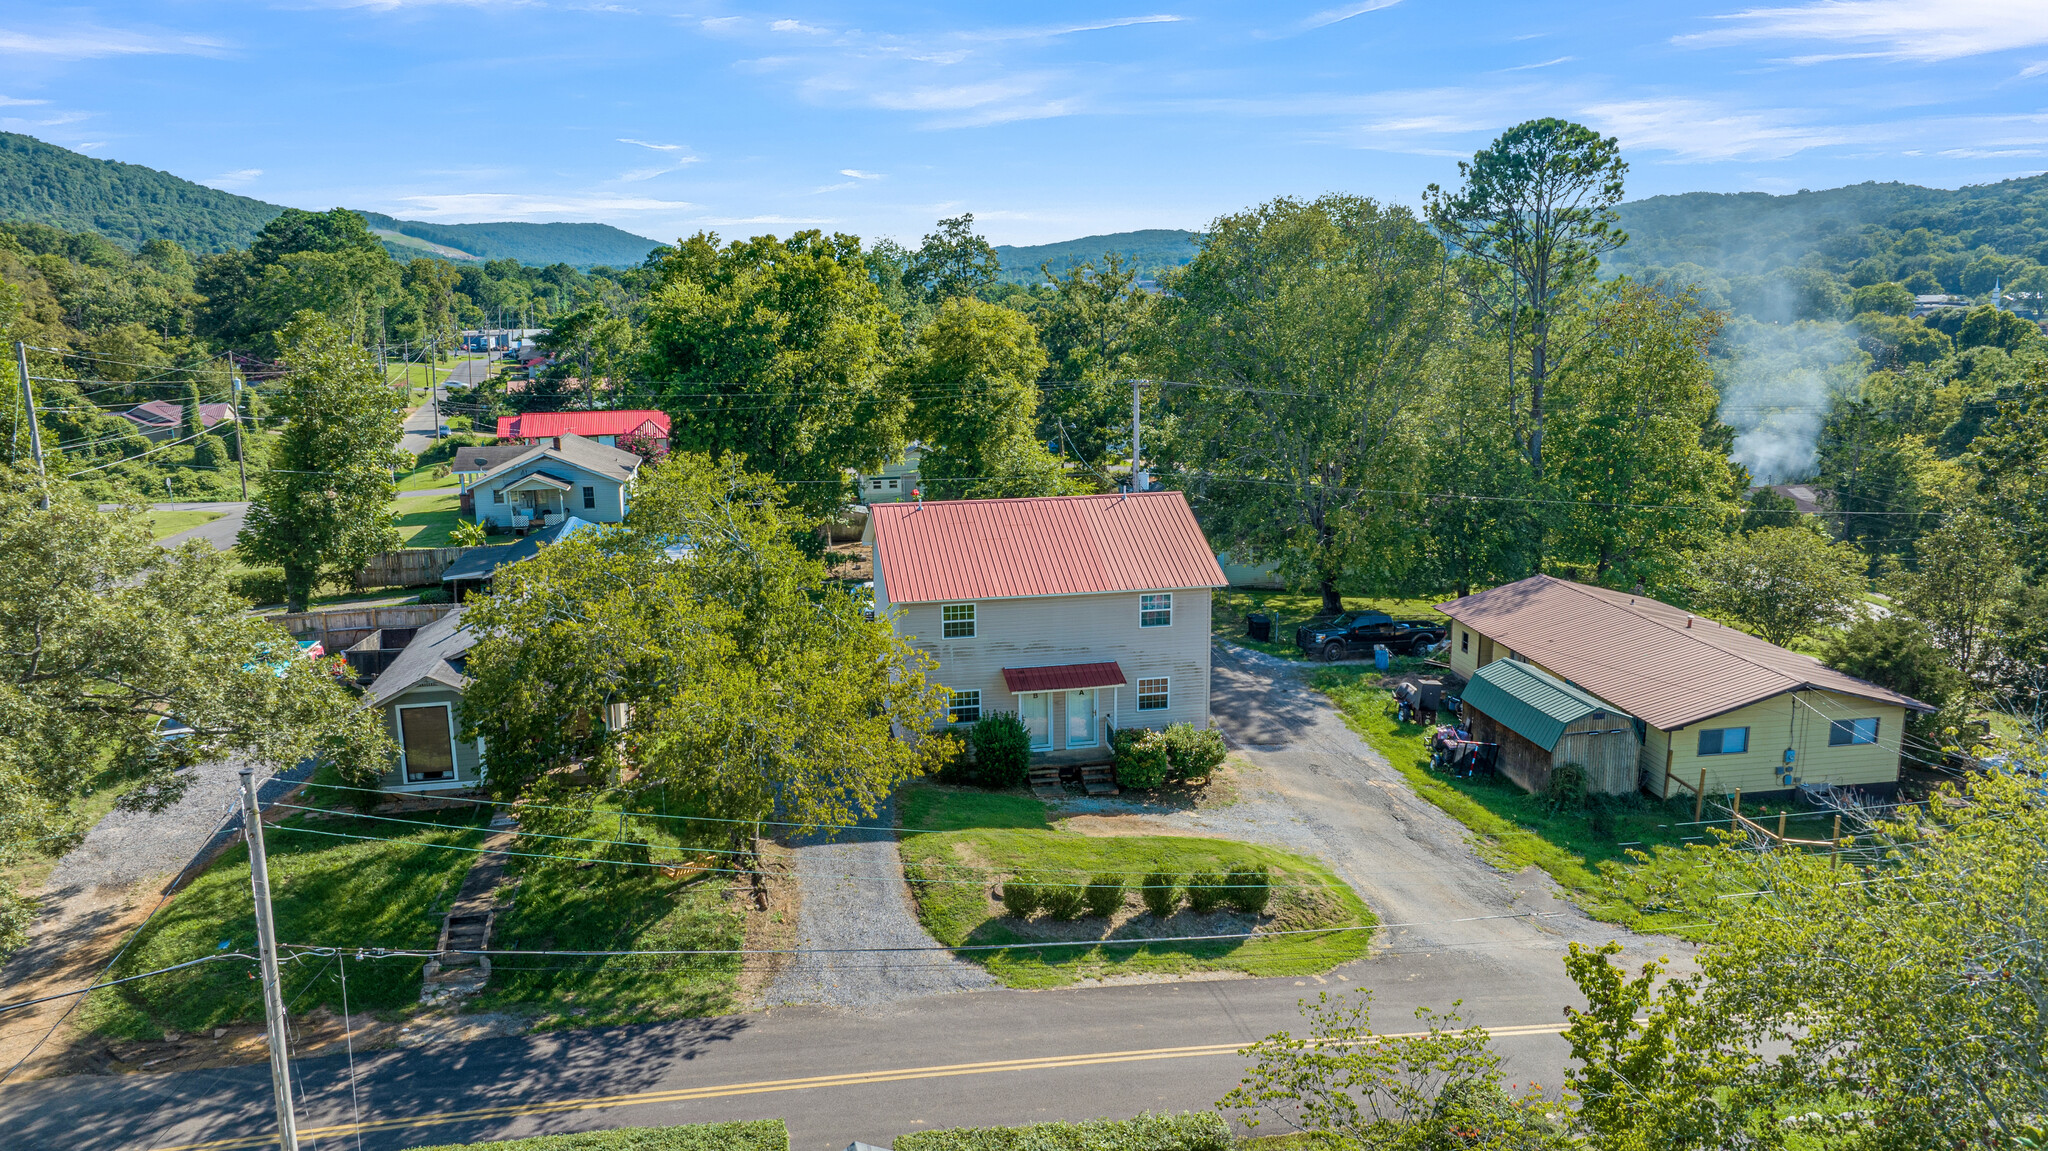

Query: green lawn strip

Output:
[895, 1112, 1228, 1151]
[394, 492, 465, 547]
[406, 1120, 789, 1151]
[1311, 669, 1814, 939]
[145, 508, 223, 539]
[1211, 588, 1451, 661]
[467, 804, 747, 1029]
[81, 809, 492, 1040]
[897, 784, 1374, 989]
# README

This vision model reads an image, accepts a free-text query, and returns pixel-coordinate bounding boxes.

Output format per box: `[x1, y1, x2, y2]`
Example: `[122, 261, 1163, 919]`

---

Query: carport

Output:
[1459, 659, 1640, 796]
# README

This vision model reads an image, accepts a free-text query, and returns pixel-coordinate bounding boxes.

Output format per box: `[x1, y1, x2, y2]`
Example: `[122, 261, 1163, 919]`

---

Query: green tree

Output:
[1819, 614, 1970, 739]
[1886, 508, 2023, 680]
[236, 314, 407, 610]
[1157, 195, 1452, 612]
[1737, 486, 1801, 533]
[1032, 254, 1157, 485]
[457, 455, 950, 843]
[1815, 398, 1947, 564]
[907, 213, 1001, 302]
[0, 472, 390, 957]
[1408, 328, 1538, 597]
[1971, 360, 2048, 560]
[899, 297, 1073, 499]
[639, 230, 909, 518]
[1849, 280, 1916, 317]
[535, 302, 637, 408]
[1686, 524, 1868, 647]
[1425, 119, 1629, 488]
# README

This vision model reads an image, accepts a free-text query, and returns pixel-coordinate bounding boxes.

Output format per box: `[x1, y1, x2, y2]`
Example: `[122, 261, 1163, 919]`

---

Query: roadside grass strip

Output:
[406, 1118, 789, 1150]
[1313, 669, 1764, 938]
[897, 786, 1375, 988]
[145, 508, 224, 539]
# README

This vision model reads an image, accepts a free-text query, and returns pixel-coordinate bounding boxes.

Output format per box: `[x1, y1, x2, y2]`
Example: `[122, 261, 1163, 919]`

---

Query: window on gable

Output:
[583, 485, 597, 509]
[1829, 717, 1879, 746]
[1140, 593, 1172, 628]
[1697, 727, 1749, 756]
[942, 603, 976, 639]
[1137, 677, 1169, 711]
[948, 690, 981, 725]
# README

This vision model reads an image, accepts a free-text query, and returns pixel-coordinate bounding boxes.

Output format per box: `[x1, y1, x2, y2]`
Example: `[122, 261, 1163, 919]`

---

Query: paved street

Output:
[0, 650, 1685, 1151]
[400, 355, 491, 457]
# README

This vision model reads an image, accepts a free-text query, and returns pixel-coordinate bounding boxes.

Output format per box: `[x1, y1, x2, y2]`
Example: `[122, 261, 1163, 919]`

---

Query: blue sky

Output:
[2, 1, 2044, 246]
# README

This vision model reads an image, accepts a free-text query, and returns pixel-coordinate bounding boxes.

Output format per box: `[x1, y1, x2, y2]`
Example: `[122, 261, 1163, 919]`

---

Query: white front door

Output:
[1018, 694, 1052, 750]
[1065, 689, 1097, 748]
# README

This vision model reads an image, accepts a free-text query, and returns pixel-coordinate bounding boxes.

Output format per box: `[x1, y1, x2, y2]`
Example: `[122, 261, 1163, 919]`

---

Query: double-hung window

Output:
[1137, 677, 1170, 711]
[1697, 727, 1749, 756]
[582, 485, 597, 509]
[491, 488, 504, 504]
[1460, 630, 1469, 653]
[942, 603, 976, 639]
[947, 690, 981, 725]
[1140, 593, 1172, 628]
[1829, 717, 1879, 746]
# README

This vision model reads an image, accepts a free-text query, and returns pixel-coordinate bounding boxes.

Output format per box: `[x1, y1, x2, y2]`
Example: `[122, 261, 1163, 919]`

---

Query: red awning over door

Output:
[1001, 662, 1128, 693]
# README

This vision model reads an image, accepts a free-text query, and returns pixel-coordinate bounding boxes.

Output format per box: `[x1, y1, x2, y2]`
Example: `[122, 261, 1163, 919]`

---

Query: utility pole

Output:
[1129, 379, 1148, 492]
[239, 768, 300, 1151]
[428, 337, 441, 440]
[232, 374, 249, 501]
[15, 341, 47, 510]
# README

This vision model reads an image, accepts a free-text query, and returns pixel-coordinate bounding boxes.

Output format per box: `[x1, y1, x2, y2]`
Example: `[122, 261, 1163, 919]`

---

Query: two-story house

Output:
[864, 491, 1228, 764]
[469, 433, 640, 533]
[855, 444, 923, 504]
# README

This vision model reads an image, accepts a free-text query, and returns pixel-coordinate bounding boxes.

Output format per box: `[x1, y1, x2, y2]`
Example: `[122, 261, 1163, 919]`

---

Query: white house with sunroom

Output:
[862, 491, 1227, 765]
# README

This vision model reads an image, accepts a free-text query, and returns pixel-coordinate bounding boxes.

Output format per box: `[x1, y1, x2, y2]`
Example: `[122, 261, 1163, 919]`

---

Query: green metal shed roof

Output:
[1461, 659, 1632, 751]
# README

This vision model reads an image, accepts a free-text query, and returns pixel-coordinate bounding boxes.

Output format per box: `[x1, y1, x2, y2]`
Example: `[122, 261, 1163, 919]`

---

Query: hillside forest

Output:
[3, 120, 2045, 747]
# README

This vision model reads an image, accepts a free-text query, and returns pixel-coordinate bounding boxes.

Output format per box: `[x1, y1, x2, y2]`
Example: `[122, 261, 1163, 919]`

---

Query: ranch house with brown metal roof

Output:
[1437, 575, 1933, 801]
[863, 491, 1228, 768]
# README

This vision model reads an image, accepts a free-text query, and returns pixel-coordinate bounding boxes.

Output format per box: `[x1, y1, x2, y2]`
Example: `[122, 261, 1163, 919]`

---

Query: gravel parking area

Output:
[762, 808, 995, 1012]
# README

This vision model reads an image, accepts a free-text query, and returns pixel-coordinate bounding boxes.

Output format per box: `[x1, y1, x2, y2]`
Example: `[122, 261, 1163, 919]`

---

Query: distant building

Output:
[1911, 294, 1972, 318]
[120, 400, 237, 444]
[495, 410, 670, 453]
[1748, 483, 1824, 514]
[855, 444, 923, 503]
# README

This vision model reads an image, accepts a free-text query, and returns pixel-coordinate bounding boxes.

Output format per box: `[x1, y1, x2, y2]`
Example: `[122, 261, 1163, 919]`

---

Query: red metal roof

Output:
[1436, 575, 1932, 731]
[869, 491, 1227, 604]
[497, 411, 671, 441]
[1002, 662, 1128, 693]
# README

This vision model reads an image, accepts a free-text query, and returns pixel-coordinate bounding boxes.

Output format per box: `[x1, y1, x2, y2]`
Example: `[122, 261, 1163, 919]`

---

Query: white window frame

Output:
[887, 477, 899, 489]
[1065, 688, 1098, 748]
[491, 488, 504, 504]
[582, 485, 597, 509]
[942, 603, 976, 639]
[1018, 693, 1053, 750]
[1137, 677, 1170, 712]
[1697, 726, 1749, 756]
[1460, 629, 1469, 653]
[1140, 592, 1172, 628]
[396, 701, 460, 783]
[948, 690, 981, 725]
[1829, 717, 1879, 746]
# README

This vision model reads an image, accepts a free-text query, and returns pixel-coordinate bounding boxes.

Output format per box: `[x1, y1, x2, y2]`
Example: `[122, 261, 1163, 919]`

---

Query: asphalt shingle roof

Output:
[362, 607, 476, 708]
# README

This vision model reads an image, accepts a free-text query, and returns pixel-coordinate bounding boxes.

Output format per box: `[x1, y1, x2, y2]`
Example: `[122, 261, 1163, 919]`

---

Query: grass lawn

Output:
[1312, 668, 1831, 938]
[145, 508, 222, 539]
[394, 492, 466, 547]
[1212, 587, 1453, 661]
[82, 808, 492, 1039]
[897, 785, 1375, 988]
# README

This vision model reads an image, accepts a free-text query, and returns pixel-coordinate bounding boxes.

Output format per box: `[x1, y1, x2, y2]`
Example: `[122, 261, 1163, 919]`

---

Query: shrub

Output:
[1083, 873, 1125, 918]
[1588, 807, 1617, 838]
[408, 1119, 790, 1151]
[415, 587, 450, 604]
[1186, 870, 1229, 914]
[971, 712, 1032, 789]
[1545, 762, 1588, 812]
[1223, 863, 1270, 916]
[1162, 723, 1226, 782]
[894, 1111, 1229, 1151]
[229, 567, 289, 606]
[191, 433, 230, 471]
[1114, 729, 1172, 790]
[450, 520, 488, 548]
[1000, 874, 1041, 918]
[1139, 872, 1180, 918]
[1039, 877, 1085, 921]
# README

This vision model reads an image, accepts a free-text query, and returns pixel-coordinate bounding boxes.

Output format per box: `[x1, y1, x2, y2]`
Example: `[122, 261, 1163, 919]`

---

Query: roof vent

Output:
[551, 436, 562, 450]
[1685, 616, 1693, 628]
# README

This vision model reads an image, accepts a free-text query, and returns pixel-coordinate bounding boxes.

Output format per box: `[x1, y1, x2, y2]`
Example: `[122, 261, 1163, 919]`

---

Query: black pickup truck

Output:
[1294, 611, 1449, 661]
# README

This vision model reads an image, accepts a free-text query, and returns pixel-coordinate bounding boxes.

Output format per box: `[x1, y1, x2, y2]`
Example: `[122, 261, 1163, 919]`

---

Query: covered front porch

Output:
[501, 473, 573, 533]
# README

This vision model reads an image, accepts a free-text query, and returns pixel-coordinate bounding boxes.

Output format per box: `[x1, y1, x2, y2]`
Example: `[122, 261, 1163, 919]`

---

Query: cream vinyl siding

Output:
[892, 588, 1213, 759]
[1647, 690, 1907, 798]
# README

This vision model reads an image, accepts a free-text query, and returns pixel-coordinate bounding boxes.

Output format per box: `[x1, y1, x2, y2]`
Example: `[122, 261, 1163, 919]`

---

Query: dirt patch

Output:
[736, 842, 800, 1006]
[824, 543, 872, 582]
[1054, 814, 1212, 839]
[0, 884, 160, 1080]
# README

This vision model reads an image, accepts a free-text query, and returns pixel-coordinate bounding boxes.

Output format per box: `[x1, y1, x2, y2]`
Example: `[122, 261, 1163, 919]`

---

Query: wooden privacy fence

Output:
[266, 603, 461, 650]
[353, 545, 488, 588]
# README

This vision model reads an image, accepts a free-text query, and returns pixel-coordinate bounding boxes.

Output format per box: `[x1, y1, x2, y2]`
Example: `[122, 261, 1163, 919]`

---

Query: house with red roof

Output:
[120, 400, 238, 443]
[863, 491, 1228, 769]
[496, 411, 670, 454]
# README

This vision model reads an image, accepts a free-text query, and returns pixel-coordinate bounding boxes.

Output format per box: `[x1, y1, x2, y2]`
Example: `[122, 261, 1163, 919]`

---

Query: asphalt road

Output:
[400, 355, 492, 457]
[0, 652, 1684, 1151]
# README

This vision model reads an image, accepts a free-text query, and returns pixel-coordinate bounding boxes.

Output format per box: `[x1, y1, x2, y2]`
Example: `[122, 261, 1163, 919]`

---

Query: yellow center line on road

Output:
[148, 1023, 1571, 1151]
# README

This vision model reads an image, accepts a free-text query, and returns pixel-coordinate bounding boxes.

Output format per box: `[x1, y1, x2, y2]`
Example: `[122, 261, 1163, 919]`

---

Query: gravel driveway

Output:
[762, 806, 995, 1012]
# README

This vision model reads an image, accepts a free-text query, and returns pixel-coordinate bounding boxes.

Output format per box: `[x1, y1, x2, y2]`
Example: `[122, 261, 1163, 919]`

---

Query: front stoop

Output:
[1080, 765, 1118, 796]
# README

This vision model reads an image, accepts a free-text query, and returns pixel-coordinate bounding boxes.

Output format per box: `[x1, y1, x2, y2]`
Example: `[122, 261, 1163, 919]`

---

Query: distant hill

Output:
[0, 133, 665, 267]
[994, 228, 1199, 284]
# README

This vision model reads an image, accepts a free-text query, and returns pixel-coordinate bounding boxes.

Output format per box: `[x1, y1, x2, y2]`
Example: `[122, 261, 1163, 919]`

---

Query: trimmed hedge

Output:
[229, 567, 288, 606]
[406, 1119, 788, 1151]
[894, 1112, 1230, 1151]
[971, 711, 1033, 789]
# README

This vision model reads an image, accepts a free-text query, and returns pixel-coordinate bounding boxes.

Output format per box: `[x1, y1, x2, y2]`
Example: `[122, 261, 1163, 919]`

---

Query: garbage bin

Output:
[1246, 612, 1273, 642]
[1374, 644, 1390, 671]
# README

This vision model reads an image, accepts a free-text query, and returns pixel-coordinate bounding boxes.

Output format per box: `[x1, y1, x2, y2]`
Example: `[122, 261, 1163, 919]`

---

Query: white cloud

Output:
[618, 137, 685, 150]
[691, 214, 834, 225]
[810, 181, 859, 193]
[0, 26, 227, 60]
[1681, 0, 2048, 63]
[205, 168, 263, 188]
[0, 96, 48, 106]
[396, 193, 694, 219]
[1578, 98, 1848, 160]
[840, 169, 883, 178]
[770, 19, 830, 35]
[619, 158, 700, 181]
[1503, 56, 1574, 71]
[961, 15, 1184, 41]
[1300, 0, 1402, 32]
[72, 141, 104, 151]
[700, 16, 744, 31]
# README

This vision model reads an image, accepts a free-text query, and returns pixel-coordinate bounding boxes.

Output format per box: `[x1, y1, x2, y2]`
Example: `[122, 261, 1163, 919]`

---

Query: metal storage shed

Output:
[1459, 659, 1640, 796]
